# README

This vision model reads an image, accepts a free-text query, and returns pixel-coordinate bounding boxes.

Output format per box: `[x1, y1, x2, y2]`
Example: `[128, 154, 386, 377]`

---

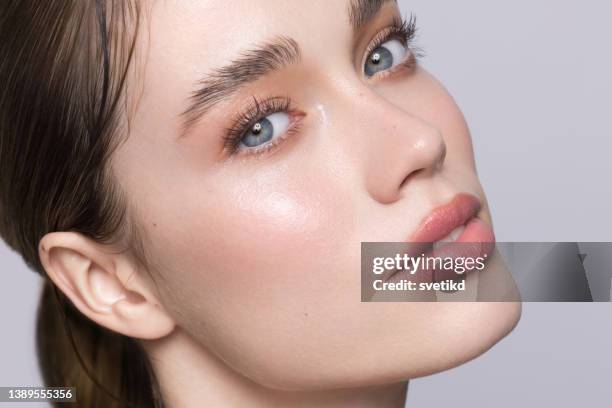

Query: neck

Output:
[142, 329, 408, 408]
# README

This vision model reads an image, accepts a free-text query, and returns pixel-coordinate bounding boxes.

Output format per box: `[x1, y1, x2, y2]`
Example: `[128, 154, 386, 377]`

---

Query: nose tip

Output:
[366, 121, 447, 205]
[398, 136, 446, 188]
[417, 132, 447, 173]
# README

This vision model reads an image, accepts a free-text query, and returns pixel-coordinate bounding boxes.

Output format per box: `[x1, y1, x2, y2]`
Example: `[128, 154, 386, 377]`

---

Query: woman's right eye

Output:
[239, 112, 291, 149]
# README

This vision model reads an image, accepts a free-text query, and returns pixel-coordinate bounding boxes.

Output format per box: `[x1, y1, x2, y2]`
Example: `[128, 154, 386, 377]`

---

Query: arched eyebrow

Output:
[178, 36, 300, 139]
[178, 0, 396, 139]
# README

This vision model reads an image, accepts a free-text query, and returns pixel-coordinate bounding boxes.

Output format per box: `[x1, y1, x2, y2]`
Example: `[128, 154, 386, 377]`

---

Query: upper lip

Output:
[408, 193, 482, 243]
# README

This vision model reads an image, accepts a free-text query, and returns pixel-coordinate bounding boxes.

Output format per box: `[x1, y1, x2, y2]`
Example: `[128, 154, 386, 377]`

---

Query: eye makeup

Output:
[362, 14, 421, 80]
[221, 14, 422, 158]
[222, 96, 304, 157]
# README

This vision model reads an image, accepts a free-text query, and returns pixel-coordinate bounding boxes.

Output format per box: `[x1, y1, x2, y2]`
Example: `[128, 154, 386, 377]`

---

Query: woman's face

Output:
[113, 0, 520, 390]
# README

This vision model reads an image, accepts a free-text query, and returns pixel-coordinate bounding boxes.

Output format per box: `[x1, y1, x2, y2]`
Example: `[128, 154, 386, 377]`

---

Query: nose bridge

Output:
[332, 86, 447, 204]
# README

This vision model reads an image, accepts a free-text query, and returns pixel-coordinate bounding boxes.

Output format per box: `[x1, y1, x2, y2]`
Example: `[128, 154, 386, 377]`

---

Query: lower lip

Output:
[388, 217, 496, 283]
[453, 216, 495, 244]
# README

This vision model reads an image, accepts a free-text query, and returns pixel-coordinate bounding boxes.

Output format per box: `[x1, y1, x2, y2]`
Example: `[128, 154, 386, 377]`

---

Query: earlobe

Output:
[39, 231, 175, 340]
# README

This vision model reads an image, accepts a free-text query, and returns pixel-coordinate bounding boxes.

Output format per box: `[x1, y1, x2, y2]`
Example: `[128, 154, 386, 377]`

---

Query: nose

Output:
[339, 91, 447, 204]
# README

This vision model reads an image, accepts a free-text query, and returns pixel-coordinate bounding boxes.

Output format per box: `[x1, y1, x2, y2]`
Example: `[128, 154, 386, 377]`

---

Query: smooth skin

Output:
[38, 1, 521, 407]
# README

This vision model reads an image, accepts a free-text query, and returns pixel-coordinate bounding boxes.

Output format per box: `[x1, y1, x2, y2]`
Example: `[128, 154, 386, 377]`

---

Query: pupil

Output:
[252, 122, 262, 135]
[371, 52, 381, 64]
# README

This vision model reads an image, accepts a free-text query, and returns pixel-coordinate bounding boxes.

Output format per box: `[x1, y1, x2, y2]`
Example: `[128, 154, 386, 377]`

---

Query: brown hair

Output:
[0, 1, 161, 406]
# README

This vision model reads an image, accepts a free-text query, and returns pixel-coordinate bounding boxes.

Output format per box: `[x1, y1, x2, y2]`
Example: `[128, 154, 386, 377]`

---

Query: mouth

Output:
[409, 193, 493, 244]
[386, 193, 496, 283]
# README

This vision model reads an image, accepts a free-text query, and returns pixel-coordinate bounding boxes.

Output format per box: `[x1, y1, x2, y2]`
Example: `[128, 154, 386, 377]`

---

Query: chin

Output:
[275, 302, 521, 391]
[401, 301, 522, 381]
[350, 301, 522, 389]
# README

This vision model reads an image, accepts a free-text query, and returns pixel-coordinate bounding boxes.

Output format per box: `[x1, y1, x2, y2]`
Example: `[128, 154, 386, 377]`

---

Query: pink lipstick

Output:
[409, 193, 494, 244]
[387, 193, 495, 284]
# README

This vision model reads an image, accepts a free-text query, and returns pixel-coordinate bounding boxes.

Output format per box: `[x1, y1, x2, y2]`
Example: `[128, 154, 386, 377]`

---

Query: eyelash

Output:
[222, 96, 302, 156]
[364, 14, 421, 77]
[223, 15, 421, 157]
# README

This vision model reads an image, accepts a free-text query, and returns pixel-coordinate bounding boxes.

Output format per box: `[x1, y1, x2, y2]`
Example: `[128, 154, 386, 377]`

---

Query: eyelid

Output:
[365, 21, 406, 55]
[225, 113, 305, 160]
[360, 14, 420, 76]
[233, 114, 305, 159]
[222, 96, 305, 157]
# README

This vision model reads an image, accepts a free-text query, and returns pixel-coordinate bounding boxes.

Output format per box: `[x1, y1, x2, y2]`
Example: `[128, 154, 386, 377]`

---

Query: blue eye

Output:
[364, 39, 408, 77]
[240, 112, 291, 149]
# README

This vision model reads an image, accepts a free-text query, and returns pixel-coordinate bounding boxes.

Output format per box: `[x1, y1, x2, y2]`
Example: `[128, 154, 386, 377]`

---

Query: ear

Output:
[38, 231, 175, 340]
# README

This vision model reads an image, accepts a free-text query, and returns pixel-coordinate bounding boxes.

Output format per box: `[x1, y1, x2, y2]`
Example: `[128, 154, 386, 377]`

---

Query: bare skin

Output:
[39, 1, 521, 406]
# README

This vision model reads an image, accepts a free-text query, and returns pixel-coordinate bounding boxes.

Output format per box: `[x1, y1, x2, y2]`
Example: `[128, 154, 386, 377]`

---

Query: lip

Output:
[385, 193, 496, 284]
[409, 193, 484, 243]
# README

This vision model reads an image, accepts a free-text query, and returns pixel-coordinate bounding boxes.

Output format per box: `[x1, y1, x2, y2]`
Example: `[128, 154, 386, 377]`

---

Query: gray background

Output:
[402, 0, 612, 407]
[1, 0, 611, 406]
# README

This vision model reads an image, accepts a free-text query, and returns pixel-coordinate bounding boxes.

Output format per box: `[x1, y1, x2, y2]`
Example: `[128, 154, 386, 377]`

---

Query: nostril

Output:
[399, 168, 424, 191]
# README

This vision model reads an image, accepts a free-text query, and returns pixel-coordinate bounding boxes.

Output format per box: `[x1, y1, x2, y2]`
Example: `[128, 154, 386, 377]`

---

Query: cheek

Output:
[204, 182, 336, 274]
[141, 161, 365, 387]
[143, 158, 356, 310]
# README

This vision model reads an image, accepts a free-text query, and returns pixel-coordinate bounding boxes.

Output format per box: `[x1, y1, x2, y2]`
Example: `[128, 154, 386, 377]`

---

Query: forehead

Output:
[146, 0, 357, 67]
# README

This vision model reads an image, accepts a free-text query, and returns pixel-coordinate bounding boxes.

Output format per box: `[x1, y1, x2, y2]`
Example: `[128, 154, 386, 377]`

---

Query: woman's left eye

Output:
[240, 112, 291, 149]
[364, 39, 408, 77]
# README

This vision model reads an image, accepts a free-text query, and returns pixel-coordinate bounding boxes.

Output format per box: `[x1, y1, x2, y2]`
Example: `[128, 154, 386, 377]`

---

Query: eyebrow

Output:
[348, 0, 397, 32]
[178, 0, 395, 138]
[178, 37, 300, 138]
